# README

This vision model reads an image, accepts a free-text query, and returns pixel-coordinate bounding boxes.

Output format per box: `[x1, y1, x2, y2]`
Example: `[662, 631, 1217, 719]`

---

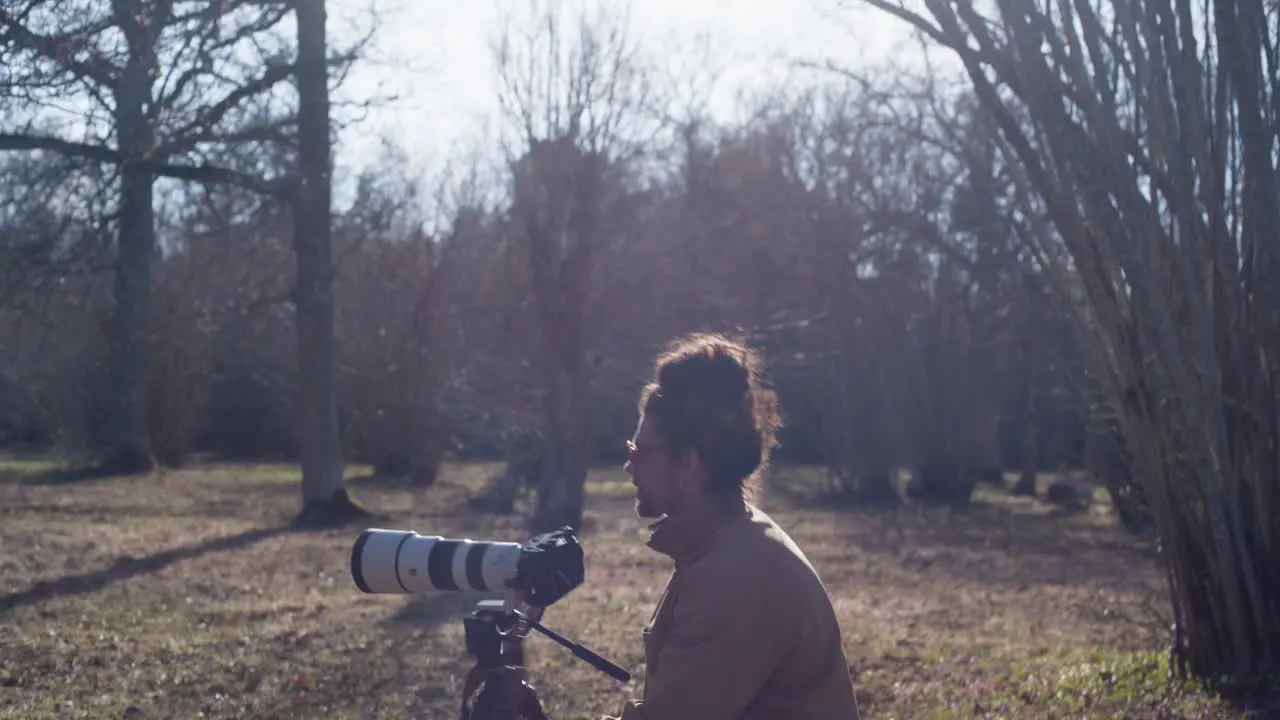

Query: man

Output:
[607, 333, 861, 720]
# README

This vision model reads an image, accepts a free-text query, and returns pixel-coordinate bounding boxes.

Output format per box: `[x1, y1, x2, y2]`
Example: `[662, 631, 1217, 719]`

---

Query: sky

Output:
[326, 0, 936, 181]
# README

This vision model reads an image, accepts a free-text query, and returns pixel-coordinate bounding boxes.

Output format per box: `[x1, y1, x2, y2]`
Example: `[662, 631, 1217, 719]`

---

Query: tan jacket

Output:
[611, 500, 861, 720]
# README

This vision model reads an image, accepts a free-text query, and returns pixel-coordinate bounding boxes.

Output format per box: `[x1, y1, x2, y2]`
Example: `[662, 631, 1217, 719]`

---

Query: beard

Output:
[635, 491, 664, 519]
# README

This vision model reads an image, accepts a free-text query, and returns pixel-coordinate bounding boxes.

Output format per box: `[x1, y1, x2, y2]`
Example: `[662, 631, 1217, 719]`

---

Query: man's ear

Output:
[674, 447, 705, 493]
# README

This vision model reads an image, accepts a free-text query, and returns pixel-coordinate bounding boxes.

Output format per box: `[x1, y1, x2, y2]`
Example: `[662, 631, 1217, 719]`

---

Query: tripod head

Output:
[460, 599, 631, 720]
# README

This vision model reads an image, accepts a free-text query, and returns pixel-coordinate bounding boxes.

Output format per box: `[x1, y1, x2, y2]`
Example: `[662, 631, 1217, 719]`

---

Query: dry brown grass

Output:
[0, 458, 1236, 719]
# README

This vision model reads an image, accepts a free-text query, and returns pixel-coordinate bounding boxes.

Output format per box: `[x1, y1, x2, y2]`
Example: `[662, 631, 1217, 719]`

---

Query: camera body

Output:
[510, 526, 585, 608]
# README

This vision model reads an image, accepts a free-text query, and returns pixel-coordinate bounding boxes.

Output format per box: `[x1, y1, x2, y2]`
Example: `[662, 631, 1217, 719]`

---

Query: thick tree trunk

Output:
[1086, 406, 1151, 533]
[103, 163, 155, 474]
[292, 0, 365, 525]
[1011, 322, 1039, 496]
[521, 146, 598, 533]
[533, 359, 590, 531]
[563, 364, 590, 526]
[1011, 375, 1039, 496]
[101, 38, 157, 475]
[1013, 423, 1039, 497]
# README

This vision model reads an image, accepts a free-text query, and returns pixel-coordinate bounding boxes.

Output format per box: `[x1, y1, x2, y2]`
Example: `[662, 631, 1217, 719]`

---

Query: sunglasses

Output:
[625, 439, 663, 463]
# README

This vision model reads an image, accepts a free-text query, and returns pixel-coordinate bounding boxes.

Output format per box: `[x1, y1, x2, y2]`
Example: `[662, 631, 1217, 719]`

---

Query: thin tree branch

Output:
[0, 133, 293, 197]
[0, 7, 119, 90]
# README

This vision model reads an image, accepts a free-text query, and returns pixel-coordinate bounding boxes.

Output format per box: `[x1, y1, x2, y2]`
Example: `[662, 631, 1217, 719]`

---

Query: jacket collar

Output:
[646, 496, 750, 566]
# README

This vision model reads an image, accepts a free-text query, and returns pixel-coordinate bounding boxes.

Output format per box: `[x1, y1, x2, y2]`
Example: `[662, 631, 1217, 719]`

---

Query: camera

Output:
[350, 525, 585, 608]
[350, 525, 629, 719]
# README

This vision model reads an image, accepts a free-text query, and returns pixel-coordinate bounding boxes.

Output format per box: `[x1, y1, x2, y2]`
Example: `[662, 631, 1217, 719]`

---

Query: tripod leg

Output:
[465, 667, 539, 720]
[519, 681, 549, 720]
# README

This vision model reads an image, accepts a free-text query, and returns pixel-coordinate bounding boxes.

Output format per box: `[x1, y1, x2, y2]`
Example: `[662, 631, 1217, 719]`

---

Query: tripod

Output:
[459, 599, 631, 720]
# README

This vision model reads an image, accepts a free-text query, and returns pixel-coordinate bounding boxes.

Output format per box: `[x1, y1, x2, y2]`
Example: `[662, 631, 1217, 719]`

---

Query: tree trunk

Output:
[103, 163, 155, 474]
[1011, 310, 1038, 496]
[563, 362, 590, 525]
[1086, 405, 1151, 534]
[1012, 368, 1039, 496]
[521, 145, 597, 533]
[533, 359, 590, 531]
[292, 0, 365, 525]
[101, 40, 157, 475]
[407, 404, 446, 488]
[1013, 423, 1039, 497]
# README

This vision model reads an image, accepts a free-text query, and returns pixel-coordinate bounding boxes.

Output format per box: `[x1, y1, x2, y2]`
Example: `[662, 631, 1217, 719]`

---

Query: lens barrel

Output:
[351, 529, 523, 594]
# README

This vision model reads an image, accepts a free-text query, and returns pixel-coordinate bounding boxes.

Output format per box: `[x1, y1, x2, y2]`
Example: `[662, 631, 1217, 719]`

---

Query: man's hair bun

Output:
[640, 333, 782, 497]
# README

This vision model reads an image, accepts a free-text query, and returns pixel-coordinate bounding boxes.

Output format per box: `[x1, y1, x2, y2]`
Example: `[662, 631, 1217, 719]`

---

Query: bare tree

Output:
[749, 74, 1015, 505]
[0, 152, 117, 454]
[333, 145, 454, 487]
[0, 0, 301, 472]
[0, 151, 116, 309]
[492, 0, 649, 530]
[0, 0, 379, 477]
[856, 0, 1280, 703]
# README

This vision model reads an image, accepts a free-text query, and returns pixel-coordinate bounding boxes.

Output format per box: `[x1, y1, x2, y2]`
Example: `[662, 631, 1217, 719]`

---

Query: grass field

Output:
[0, 458, 1236, 719]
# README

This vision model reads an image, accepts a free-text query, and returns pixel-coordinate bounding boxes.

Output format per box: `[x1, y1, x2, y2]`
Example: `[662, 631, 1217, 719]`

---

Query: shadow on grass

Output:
[770, 472, 1155, 553]
[897, 504, 1148, 555]
[384, 590, 503, 629]
[759, 471, 1162, 589]
[9, 485, 302, 522]
[276, 592, 498, 717]
[827, 502, 1165, 591]
[15, 463, 141, 486]
[0, 525, 294, 616]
